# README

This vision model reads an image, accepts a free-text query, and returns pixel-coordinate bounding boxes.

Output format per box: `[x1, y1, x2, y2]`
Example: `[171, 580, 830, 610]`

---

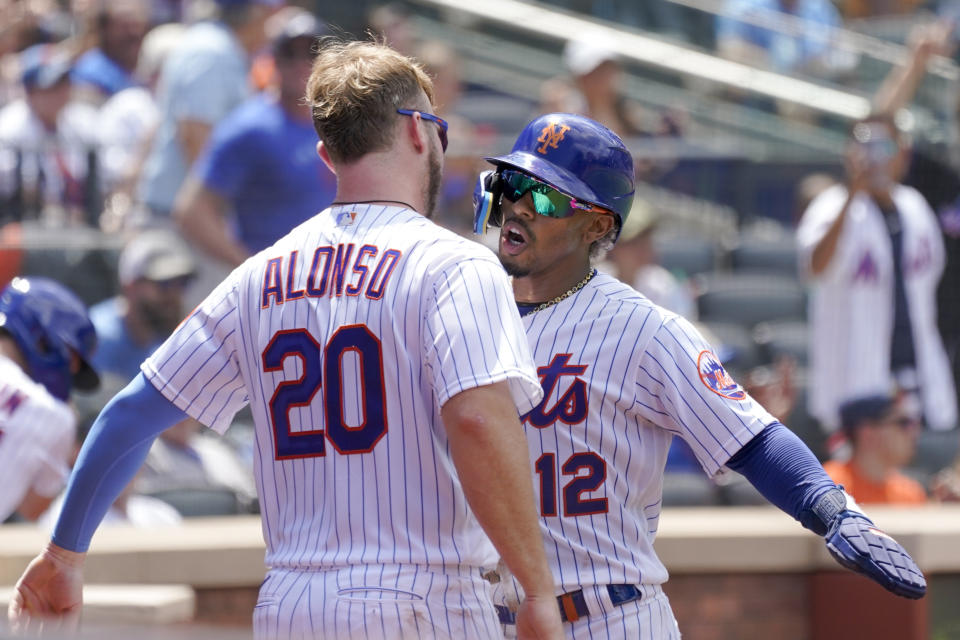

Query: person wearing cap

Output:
[174, 7, 332, 267]
[136, 0, 284, 225]
[87, 229, 196, 386]
[601, 200, 695, 318]
[0, 43, 99, 225]
[822, 393, 927, 504]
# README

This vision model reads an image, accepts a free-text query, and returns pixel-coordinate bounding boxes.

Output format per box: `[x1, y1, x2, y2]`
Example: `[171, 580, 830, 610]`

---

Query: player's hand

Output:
[824, 511, 926, 599]
[7, 542, 85, 636]
[514, 592, 563, 640]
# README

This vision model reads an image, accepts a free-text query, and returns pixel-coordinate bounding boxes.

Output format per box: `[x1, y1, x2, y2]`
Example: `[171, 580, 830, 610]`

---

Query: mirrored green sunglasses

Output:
[500, 169, 607, 219]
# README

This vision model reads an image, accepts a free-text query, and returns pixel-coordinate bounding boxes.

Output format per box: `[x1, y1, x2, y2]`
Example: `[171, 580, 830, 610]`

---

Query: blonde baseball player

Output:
[473, 113, 927, 638]
[0, 277, 99, 523]
[8, 41, 562, 640]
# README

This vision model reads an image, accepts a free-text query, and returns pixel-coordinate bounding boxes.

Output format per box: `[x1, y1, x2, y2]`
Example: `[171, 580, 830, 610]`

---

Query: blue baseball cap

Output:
[19, 44, 72, 90]
[839, 394, 895, 431]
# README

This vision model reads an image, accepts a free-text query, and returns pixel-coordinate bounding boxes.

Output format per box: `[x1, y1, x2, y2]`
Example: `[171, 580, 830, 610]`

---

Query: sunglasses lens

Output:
[501, 170, 577, 218]
[439, 128, 448, 152]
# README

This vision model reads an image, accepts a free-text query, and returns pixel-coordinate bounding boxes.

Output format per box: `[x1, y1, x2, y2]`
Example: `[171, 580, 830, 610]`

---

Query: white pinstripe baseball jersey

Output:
[519, 271, 775, 593]
[142, 204, 543, 571]
[0, 355, 76, 522]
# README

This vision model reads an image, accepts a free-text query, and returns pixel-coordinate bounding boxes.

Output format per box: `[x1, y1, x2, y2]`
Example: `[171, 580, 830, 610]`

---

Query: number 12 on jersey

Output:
[261, 325, 387, 460]
[535, 452, 608, 517]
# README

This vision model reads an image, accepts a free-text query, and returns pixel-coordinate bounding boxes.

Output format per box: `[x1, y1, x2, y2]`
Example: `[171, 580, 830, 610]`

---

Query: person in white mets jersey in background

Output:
[0, 277, 100, 524]
[471, 113, 928, 639]
[7, 40, 563, 640]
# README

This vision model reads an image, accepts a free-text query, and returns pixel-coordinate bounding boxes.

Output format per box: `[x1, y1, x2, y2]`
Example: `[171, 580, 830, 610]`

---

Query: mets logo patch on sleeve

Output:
[697, 350, 746, 400]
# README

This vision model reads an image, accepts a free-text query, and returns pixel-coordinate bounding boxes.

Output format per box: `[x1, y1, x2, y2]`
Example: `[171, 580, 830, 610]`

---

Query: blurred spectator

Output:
[822, 393, 926, 504]
[600, 201, 696, 318]
[88, 229, 196, 386]
[559, 39, 646, 139]
[743, 356, 797, 423]
[553, 38, 684, 181]
[797, 114, 957, 433]
[40, 478, 182, 529]
[367, 3, 416, 56]
[174, 8, 332, 267]
[716, 0, 847, 76]
[98, 22, 185, 208]
[871, 19, 960, 418]
[71, 0, 150, 104]
[136, 417, 257, 510]
[136, 0, 283, 226]
[0, 44, 100, 227]
[838, 0, 927, 19]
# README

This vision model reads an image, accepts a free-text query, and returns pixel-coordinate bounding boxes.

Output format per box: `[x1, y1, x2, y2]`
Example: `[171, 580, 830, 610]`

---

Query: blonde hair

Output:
[305, 39, 435, 164]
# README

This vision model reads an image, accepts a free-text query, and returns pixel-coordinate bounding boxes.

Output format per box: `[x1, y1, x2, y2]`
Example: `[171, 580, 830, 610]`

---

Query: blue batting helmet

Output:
[0, 277, 99, 400]
[473, 113, 635, 236]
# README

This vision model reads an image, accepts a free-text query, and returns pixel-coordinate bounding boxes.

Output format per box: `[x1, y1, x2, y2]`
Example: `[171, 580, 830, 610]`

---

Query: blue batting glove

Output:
[813, 488, 926, 599]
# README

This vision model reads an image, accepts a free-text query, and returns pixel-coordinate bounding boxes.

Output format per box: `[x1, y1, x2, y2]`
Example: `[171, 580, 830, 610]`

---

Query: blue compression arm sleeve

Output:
[53, 372, 189, 552]
[725, 422, 839, 535]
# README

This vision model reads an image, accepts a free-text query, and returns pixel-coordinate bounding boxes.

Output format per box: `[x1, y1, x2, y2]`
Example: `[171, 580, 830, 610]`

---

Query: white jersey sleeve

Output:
[141, 276, 248, 434]
[423, 258, 542, 412]
[634, 314, 776, 476]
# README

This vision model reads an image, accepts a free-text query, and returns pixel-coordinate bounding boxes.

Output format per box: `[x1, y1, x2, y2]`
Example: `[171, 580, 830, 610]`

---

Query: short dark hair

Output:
[839, 394, 896, 432]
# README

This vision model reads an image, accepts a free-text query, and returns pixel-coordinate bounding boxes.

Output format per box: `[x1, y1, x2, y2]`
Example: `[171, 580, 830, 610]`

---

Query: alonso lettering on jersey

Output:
[261, 244, 403, 308]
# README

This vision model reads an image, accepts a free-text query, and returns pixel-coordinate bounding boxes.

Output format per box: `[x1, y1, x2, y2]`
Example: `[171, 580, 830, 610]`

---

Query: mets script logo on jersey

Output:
[523, 354, 588, 428]
[536, 123, 571, 155]
[336, 210, 358, 226]
[697, 350, 746, 401]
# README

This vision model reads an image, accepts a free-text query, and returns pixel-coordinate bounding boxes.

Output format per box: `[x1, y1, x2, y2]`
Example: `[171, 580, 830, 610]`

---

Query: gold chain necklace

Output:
[524, 269, 596, 316]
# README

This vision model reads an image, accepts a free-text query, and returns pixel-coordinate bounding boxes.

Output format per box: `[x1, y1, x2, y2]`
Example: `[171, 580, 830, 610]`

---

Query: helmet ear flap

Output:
[472, 170, 504, 235]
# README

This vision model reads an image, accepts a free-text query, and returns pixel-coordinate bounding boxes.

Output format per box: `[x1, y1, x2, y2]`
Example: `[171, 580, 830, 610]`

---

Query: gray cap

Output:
[118, 230, 197, 286]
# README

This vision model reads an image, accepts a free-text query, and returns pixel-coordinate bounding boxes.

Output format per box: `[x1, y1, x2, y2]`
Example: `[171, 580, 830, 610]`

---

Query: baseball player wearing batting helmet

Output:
[8, 40, 563, 640]
[0, 276, 99, 522]
[474, 113, 926, 638]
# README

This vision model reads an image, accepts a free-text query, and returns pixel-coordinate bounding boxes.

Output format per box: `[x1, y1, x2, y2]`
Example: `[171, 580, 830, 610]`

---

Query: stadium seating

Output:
[695, 272, 806, 327]
[753, 320, 809, 367]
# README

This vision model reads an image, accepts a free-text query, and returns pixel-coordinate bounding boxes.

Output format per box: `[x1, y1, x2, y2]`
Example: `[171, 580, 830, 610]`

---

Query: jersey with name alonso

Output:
[520, 271, 775, 592]
[142, 204, 543, 571]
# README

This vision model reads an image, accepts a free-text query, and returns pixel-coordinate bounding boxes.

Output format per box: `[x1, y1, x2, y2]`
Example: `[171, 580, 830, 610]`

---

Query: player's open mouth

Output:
[500, 221, 529, 255]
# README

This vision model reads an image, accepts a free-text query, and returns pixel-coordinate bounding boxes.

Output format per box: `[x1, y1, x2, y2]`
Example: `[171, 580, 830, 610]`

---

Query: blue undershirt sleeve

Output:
[52, 372, 189, 552]
[725, 421, 839, 534]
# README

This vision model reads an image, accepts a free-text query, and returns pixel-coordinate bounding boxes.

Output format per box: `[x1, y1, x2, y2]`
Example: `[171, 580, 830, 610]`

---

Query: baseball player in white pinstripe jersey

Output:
[8, 41, 563, 640]
[0, 277, 99, 523]
[472, 113, 927, 638]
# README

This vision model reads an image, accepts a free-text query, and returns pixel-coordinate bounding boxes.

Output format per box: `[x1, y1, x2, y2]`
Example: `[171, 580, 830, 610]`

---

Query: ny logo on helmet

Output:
[536, 123, 571, 155]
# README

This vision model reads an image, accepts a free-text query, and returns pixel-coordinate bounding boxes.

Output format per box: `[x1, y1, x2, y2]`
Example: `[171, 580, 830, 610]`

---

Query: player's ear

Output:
[403, 111, 428, 154]
[316, 141, 336, 174]
[583, 211, 616, 243]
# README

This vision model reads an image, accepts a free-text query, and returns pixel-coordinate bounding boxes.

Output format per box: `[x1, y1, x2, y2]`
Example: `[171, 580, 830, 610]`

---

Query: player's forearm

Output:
[442, 384, 556, 598]
[53, 373, 188, 552]
[726, 422, 838, 535]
